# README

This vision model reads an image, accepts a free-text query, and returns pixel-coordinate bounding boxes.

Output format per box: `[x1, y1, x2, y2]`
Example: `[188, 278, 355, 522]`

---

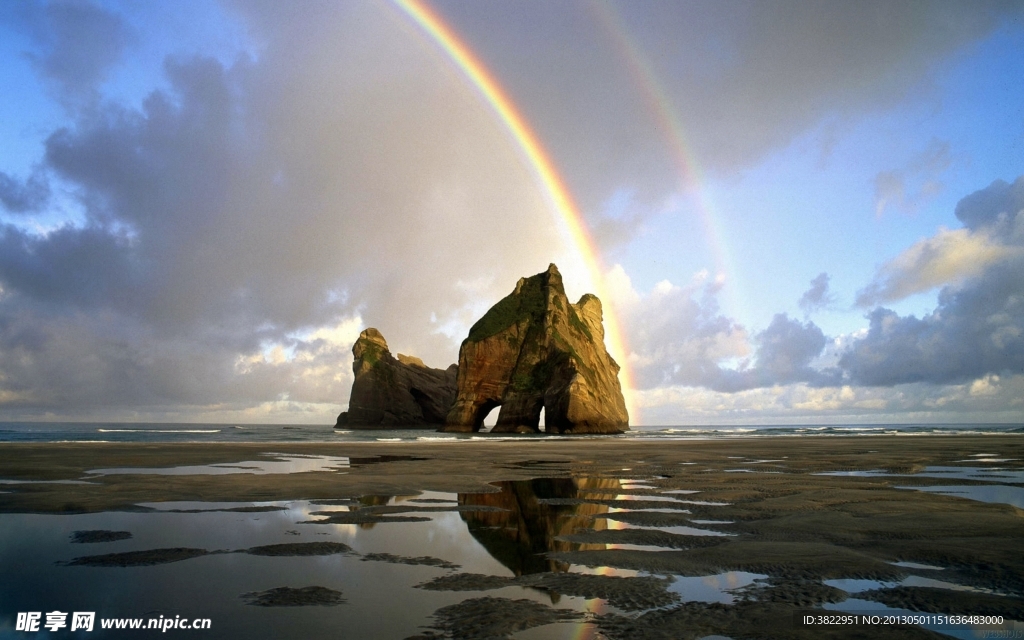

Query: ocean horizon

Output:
[1, 421, 1021, 444]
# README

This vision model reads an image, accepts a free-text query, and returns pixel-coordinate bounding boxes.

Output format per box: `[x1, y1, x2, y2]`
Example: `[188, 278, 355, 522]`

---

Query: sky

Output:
[0, 0, 1022, 425]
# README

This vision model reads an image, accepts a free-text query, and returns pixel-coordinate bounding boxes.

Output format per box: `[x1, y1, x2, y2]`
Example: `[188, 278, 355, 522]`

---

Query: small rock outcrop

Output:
[335, 329, 458, 429]
[442, 264, 628, 434]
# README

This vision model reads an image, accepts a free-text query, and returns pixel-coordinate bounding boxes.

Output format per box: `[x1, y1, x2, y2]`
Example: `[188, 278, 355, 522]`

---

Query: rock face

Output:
[442, 264, 629, 434]
[335, 328, 458, 429]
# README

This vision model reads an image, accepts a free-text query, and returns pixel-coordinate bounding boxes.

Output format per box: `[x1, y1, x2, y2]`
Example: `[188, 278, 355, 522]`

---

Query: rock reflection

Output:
[458, 477, 620, 575]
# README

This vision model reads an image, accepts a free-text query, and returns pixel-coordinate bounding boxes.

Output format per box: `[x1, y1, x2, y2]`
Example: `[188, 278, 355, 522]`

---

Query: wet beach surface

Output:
[1, 435, 1022, 639]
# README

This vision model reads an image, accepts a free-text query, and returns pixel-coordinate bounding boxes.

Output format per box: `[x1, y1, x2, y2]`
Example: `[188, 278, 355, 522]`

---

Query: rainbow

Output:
[392, 0, 638, 422]
[590, 0, 748, 323]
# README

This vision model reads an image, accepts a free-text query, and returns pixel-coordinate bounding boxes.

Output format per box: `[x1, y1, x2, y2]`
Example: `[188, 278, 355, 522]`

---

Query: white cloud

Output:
[857, 225, 1018, 306]
[634, 375, 1024, 425]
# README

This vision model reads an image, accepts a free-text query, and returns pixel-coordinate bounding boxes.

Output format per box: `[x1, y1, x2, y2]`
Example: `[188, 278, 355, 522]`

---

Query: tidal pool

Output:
[896, 484, 1024, 509]
[2, 475, 740, 639]
[816, 465, 1024, 484]
[3, 466, 1021, 640]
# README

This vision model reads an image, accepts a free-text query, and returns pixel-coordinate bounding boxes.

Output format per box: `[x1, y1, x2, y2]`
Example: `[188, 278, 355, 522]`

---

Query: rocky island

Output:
[334, 328, 458, 429]
[336, 264, 629, 434]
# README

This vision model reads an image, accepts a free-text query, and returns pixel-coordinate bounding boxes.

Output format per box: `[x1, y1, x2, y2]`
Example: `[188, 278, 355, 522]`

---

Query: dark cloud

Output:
[0, 169, 50, 213]
[0, 4, 566, 418]
[841, 177, 1024, 385]
[798, 272, 834, 314]
[0, 222, 135, 309]
[840, 265, 1024, 385]
[747, 314, 830, 385]
[954, 175, 1024, 230]
[0, 301, 356, 414]
[711, 314, 837, 392]
[18, 0, 135, 103]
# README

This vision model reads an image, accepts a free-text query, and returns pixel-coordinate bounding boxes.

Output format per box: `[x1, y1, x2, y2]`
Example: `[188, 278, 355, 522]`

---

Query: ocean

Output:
[1, 421, 1022, 444]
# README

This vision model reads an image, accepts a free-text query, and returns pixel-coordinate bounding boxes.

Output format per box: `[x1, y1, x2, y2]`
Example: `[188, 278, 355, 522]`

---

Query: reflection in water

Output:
[87, 454, 353, 476]
[86, 455, 424, 477]
[826, 576, 1011, 596]
[668, 571, 766, 604]
[458, 477, 621, 575]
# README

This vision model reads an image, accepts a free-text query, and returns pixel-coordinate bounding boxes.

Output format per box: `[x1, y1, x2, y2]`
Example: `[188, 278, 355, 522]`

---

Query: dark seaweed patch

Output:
[556, 528, 724, 550]
[360, 553, 460, 570]
[241, 586, 345, 607]
[163, 506, 288, 513]
[70, 530, 132, 543]
[419, 596, 581, 640]
[417, 571, 677, 611]
[860, 586, 1024, 619]
[245, 542, 352, 556]
[64, 547, 210, 567]
[302, 511, 431, 525]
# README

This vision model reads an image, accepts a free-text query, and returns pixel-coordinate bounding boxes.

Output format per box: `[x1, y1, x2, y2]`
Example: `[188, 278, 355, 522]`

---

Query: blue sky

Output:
[0, 1, 1022, 424]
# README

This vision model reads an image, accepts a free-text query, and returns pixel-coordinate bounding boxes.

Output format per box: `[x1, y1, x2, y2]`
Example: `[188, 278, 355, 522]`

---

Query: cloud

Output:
[609, 267, 834, 392]
[954, 175, 1024, 230]
[434, 2, 1021, 216]
[841, 177, 1024, 386]
[873, 138, 951, 217]
[798, 272, 834, 314]
[722, 313, 834, 390]
[608, 267, 748, 390]
[0, 3, 572, 419]
[855, 226, 1016, 305]
[859, 176, 1024, 306]
[17, 0, 135, 104]
[587, 189, 662, 255]
[618, 175, 1024, 397]
[635, 374, 1024, 425]
[0, 169, 50, 213]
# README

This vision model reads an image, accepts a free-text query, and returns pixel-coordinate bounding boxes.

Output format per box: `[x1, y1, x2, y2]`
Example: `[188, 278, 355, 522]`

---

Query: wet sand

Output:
[2, 435, 1022, 639]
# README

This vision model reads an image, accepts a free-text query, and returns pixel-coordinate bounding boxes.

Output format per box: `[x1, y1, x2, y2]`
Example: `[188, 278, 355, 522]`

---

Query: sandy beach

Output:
[2, 435, 1022, 639]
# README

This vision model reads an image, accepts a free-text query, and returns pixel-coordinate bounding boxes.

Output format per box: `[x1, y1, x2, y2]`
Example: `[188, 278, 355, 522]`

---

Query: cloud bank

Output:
[0, 2, 574, 420]
[842, 177, 1024, 386]
[614, 176, 1024, 418]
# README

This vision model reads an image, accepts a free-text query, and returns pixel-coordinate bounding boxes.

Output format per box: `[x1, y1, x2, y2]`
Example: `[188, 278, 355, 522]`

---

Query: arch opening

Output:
[474, 400, 501, 433]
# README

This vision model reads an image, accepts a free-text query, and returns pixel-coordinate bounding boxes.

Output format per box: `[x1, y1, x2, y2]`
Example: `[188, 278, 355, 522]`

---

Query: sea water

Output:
[1, 421, 1022, 444]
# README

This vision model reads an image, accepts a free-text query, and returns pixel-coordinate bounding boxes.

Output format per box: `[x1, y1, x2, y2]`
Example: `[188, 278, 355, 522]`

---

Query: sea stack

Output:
[335, 328, 458, 429]
[441, 264, 629, 434]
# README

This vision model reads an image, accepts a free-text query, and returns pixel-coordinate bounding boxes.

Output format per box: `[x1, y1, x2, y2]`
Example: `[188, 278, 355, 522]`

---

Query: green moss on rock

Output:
[467, 275, 545, 342]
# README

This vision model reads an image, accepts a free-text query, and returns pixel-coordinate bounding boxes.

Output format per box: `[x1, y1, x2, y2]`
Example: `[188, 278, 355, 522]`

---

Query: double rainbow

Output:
[393, 0, 638, 422]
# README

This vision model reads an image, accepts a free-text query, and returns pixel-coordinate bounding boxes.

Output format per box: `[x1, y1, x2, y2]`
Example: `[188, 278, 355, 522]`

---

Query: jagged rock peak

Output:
[442, 263, 629, 434]
[335, 328, 457, 429]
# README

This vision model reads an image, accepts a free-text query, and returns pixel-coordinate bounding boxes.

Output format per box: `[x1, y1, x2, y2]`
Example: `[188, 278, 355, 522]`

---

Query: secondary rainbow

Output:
[392, 0, 638, 422]
[591, 0, 749, 323]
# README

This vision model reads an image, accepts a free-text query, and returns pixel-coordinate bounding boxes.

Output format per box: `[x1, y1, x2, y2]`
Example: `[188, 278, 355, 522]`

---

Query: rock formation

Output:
[335, 328, 458, 429]
[459, 477, 620, 575]
[442, 264, 629, 433]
